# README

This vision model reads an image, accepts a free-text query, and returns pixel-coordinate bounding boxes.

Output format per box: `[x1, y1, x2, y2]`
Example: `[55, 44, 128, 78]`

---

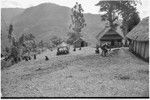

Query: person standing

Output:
[34, 54, 36, 60]
[101, 43, 108, 57]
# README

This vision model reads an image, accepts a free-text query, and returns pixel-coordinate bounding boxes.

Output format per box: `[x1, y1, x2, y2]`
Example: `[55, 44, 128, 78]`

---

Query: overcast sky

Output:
[1, 0, 150, 18]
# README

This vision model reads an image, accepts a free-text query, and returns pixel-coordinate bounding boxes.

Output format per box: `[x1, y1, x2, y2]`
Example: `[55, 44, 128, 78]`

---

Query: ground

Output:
[1, 47, 149, 97]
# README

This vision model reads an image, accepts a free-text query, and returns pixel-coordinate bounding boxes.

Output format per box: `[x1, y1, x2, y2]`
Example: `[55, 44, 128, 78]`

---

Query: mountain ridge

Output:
[1, 3, 106, 53]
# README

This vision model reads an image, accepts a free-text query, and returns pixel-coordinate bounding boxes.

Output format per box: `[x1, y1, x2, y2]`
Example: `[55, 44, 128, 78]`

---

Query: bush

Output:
[50, 36, 62, 46]
[1, 59, 13, 69]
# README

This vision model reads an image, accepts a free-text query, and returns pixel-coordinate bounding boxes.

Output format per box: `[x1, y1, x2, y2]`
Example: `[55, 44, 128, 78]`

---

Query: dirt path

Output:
[1, 47, 149, 97]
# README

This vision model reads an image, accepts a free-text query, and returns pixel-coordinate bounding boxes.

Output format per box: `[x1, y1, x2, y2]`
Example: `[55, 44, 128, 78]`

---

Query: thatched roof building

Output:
[97, 28, 123, 41]
[126, 17, 149, 41]
[126, 17, 149, 61]
[96, 27, 123, 47]
[73, 37, 88, 48]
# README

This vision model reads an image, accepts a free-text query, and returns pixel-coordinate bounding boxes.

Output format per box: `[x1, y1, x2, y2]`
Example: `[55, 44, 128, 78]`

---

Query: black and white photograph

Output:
[1, 0, 149, 98]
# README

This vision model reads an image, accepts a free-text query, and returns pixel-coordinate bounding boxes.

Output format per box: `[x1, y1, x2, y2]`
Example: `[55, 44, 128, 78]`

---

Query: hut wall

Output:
[137, 41, 140, 54]
[130, 40, 149, 61]
[140, 42, 145, 57]
[74, 39, 87, 48]
[131, 41, 134, 51]
[129, 41, 133, 51]
[74, 40, 81, 48]
[133, 41, 136, 52]
[144, 42, 149, 60]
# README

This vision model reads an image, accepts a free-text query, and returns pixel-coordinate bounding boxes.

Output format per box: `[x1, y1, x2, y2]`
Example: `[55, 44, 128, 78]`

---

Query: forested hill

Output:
[1, 3, 106, 51]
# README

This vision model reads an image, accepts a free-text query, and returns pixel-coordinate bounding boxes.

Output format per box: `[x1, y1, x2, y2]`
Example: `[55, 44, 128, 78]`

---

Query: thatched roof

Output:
[96, 27, 123, 41]
[126, 17, 149, 41]
[73, 37, 85, 44]
[58, 42, 68, 47]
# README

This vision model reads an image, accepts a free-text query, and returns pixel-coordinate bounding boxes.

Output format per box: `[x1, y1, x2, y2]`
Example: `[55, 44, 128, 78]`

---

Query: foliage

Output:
[70, 2, 86, 33]
[120, 12, 140, 35]
[50, 35, 62, 46]
[8, 24, 13, 41]
[96, 1, 120, 30]
[38, 40, 44, 48]
[19, 33, 35, 44]
[96, 0, 140, 35]
[68, 3, 86, 45]
[67, 32, 79, 44]
[3, 24, 36, 67]
[5, 47, 10, 53]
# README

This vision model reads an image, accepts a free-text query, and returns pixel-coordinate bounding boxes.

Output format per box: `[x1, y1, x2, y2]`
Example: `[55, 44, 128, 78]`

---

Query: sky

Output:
[1, 0, 150, 18]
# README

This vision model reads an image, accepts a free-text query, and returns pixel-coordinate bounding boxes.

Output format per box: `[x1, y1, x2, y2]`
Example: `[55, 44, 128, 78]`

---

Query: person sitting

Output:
[24, 56, 28, 61]
[103, 46, 108, 57]
[1, 54, 3, 58]
[73, 47, 76, 51]
[95, 45, 99, 54]
[79, 47, 81, 50]
[29, 56, 31, 60]
[45, 56, 49, 61]
[34, 54, 36, 60]
[107, 43, 111, 52]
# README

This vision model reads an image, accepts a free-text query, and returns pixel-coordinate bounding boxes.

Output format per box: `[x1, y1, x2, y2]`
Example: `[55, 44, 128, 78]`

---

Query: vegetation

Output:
[120, 12, 140, 34]
[38, 40, 44, 49]
[96, 1, 119, 30]
[96, 0, 140, 36]
[70, 2, 86, 33]
[50, 35, 62, 47]
[2, 24, 37, 68]
[67, 32, 78, 44]
[68, 2, 86, 44]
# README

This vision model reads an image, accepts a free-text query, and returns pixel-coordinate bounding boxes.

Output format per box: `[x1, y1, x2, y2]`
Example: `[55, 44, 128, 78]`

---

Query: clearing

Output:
[1, 47, 149, 97]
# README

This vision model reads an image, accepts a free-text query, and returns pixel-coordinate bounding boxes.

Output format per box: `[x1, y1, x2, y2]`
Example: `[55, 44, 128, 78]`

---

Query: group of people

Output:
[96, 43, 111, 57]
[22, 54, 49, 61]
[73, 47, 82, 51]
[20, 54, 37, 62]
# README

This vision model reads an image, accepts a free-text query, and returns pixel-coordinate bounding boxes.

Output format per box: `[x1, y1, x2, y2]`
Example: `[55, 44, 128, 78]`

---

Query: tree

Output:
[18, 33, 36, 52]
[70, 2, 86, 36]
[50, 36, 62, 46]
[38, 40, 44, 48]
[96, 0, 140, 34]
[67, 32, 78, 44]
[5, 24, 19, 64]
[120, 11, 140, 36]
[8, 24, 13, 42]
[96, 1, 120, 30]
[127, 12, 140, 32]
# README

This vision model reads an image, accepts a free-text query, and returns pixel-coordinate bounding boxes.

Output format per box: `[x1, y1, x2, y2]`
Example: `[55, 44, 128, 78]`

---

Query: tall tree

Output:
[18, 33, 36, 53]
[96, 1, 120, 30]
[120, 12, 140, 34]
[8, 24, 13, 42]
[70, 2, 86, 37]
[8, 24, 16, 45]
[96, 0, 140, 35]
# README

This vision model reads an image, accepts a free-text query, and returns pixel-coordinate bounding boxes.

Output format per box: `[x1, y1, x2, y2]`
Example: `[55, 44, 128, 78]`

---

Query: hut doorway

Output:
[111, 41, 114, 46]
[81, 41, 84, 47]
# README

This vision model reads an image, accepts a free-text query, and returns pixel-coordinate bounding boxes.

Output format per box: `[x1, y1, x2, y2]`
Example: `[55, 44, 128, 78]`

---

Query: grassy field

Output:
[1, 47, 149, 97]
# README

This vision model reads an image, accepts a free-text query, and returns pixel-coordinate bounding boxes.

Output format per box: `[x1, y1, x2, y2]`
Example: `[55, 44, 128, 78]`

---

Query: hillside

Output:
[11, 3, 105, 42]
[1, 8, 24, 53]
[1, 8, 24, 24]
[1, 3, 106, 53]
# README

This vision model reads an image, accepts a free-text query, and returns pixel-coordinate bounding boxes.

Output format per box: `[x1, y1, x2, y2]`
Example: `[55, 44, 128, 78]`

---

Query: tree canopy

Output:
[96, 0, 141, 36]
[70, 2, 86, 33]
[68, 2, 86, 44]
